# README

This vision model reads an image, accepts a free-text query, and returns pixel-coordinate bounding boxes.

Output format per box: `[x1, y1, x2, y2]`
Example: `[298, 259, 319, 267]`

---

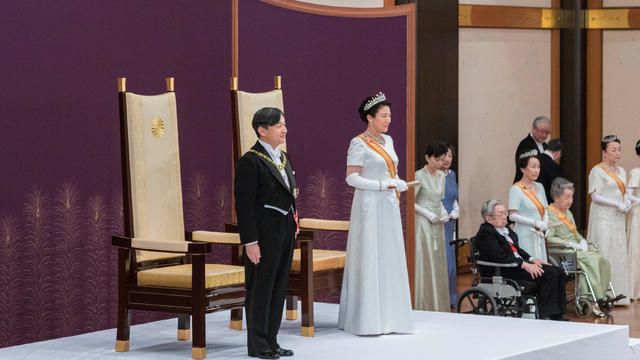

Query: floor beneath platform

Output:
[457, 272, 640, 337]
[0, 302, 632, 360]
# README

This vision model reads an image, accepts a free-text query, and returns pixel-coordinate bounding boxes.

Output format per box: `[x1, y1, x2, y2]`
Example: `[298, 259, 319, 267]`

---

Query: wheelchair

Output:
[454, 237, 539, 318]
[547, 242, 625, 318]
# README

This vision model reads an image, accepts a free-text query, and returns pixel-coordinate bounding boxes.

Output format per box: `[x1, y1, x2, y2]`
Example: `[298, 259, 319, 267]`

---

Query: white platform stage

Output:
[1, 302, 636, 360]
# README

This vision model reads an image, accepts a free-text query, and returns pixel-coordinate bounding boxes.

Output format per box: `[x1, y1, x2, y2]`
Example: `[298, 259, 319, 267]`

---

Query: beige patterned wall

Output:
[459, 28, 551, 238]
[603, 30, 640, 174]
[603, 0, 640, 7]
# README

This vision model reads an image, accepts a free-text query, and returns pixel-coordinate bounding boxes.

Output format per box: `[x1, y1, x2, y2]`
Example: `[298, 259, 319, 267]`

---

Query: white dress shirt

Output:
[529, 133, 545, 153]
[258, 139, 289, 189]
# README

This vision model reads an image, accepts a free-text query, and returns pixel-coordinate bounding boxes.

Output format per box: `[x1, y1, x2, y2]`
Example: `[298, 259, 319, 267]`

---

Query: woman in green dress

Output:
[546, 177, 611, 317]
[414, 142, 450, 311]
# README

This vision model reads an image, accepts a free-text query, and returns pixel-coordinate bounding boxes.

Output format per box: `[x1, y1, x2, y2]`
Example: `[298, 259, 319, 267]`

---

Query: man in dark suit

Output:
[476, 200, 567, 320]
[514, 116, 551, 182]
[235, 107, 297, 359]
[538, 139, 563, 202]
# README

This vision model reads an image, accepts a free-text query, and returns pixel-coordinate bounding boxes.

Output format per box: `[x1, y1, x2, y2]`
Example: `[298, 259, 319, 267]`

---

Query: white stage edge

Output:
[0, 302, 635, 360]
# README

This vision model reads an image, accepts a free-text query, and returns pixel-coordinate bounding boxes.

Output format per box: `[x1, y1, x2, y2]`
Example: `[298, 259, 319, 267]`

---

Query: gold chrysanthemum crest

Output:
[151, 117, 165, 138]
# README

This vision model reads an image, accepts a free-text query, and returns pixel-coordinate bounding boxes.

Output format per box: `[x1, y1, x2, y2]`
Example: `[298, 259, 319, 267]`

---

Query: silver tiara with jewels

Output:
[518, 149, 538, 159]
[602, 134, 620, 144]
[363, 92, 386, 111]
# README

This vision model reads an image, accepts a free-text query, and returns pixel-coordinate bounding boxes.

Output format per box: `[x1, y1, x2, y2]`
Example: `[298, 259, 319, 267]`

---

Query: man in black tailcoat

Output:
[476, 200, 567, 320]
[514, 116, 551, 182]
[235, 107, 298, 359]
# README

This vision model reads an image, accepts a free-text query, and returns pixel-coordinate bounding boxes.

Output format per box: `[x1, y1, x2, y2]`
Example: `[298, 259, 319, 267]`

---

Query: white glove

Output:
[567, 242, 580, 251]
[535, 220, 549, 232]
[439, 206, 450, 223]
[618, 202, 631, 213]
[591, 192, 629, 213]
[346, 173, 391, 191]
[449, 200, 460, 220]
[416, 204, 440, 223]
[392, 178, 409, 192]
[579, 239, 588, 252]
[509, 212, 538, 228]
[625, 193, 640, 205]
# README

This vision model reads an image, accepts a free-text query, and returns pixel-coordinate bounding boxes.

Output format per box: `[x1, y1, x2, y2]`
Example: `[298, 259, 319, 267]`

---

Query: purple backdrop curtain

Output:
[238, 0, 408, 300]
[0, 0, 231, 347]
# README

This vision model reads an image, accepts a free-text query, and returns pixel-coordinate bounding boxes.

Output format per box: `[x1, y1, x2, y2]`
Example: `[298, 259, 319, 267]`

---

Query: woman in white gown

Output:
[339, 92, 414, 335]
[508, 150, 549, 260]
[627, 139, 640, 299]
[587, 135, 635, 305]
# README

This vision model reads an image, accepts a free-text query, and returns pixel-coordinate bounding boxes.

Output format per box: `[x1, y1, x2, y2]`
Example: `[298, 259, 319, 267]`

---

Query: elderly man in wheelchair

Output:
[545, 177, 625, 317]
[456, 200, 568, 320]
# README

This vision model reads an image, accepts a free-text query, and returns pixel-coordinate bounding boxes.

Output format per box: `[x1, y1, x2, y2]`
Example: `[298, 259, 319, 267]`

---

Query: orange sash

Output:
[548, 205, 577, 235]
[358, 134, 399, 198]
[598, 163, 626, 196]
[514, 182, 545, 219]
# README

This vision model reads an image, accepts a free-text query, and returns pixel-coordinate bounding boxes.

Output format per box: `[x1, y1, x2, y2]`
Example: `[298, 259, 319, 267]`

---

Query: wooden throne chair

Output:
[112, 77, 245, 359]
[227, 76, 348, 337]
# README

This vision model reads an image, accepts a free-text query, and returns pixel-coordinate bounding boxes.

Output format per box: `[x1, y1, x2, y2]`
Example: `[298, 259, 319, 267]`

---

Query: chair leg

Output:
[116, 248, 131, 352]
[300, 241, 314, 337]
[178, 315, 190, 341]
[192, 254, 206, 360]
[286, 295, 298, 320]
[230, 308, 243, 330]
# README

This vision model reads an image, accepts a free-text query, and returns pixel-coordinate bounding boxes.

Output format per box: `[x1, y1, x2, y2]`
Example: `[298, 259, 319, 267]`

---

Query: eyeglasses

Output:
[490, 212, 507, 217]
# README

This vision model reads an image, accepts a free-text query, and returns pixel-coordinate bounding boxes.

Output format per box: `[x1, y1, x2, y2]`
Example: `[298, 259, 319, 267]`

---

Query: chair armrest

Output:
[299, 218, 349, 231]
[111, 235, 210, 254]
[188, 230, 241, 245]
[547, 243, 569, 249]
[476, 260, 518, 268]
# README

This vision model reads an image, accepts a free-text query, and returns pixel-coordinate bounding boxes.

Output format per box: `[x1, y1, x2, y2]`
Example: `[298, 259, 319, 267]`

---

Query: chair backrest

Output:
[119, 78, 185, 262]
[231, 76, 285, 162]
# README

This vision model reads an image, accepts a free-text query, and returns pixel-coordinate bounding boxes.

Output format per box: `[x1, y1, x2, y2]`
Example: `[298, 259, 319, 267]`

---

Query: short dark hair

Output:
[636, 139, 640, 156]
[517, 153, 539, 170]
[443, 142, 456, 157]
[601, 134, 621, 151]
[358, 96, 391, 123]
[425, 142, 449, 158]
[548, 138, 563, 152]
[252, 107, 284, 137]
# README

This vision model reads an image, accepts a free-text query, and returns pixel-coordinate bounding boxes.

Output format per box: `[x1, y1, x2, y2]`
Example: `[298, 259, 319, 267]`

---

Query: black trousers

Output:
[504, 264, 567, 317]
[244, 211, 295, 355]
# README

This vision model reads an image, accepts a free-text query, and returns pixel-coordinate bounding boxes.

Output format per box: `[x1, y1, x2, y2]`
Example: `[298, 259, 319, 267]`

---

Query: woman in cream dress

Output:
[627, 139, 640, 300]
[414, 142, 450, 312]
[339, 93, 413, 335]
[587, 135, 633, 305]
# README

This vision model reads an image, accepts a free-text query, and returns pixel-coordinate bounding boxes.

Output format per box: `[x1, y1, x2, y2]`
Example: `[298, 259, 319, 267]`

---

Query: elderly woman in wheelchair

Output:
[546, 177, 624, 317]
[455, 200, 567, 320]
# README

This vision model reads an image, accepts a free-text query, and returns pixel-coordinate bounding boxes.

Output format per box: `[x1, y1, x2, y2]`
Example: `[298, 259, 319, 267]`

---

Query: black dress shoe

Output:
[249, 349, 280, 359]
[550, 315, 570, 321]
[274, 346, 294, 357]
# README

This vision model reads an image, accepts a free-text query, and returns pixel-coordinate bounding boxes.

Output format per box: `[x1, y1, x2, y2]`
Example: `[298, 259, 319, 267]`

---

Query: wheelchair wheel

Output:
[457, 287, 498, 316]
[575, 297, 592, 318]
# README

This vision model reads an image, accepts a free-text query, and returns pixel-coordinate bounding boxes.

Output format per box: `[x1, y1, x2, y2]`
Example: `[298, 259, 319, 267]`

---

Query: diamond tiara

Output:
[363, 92, 386, 112]
[602, 134, 620, 144]
[518, 149, 538, 159]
